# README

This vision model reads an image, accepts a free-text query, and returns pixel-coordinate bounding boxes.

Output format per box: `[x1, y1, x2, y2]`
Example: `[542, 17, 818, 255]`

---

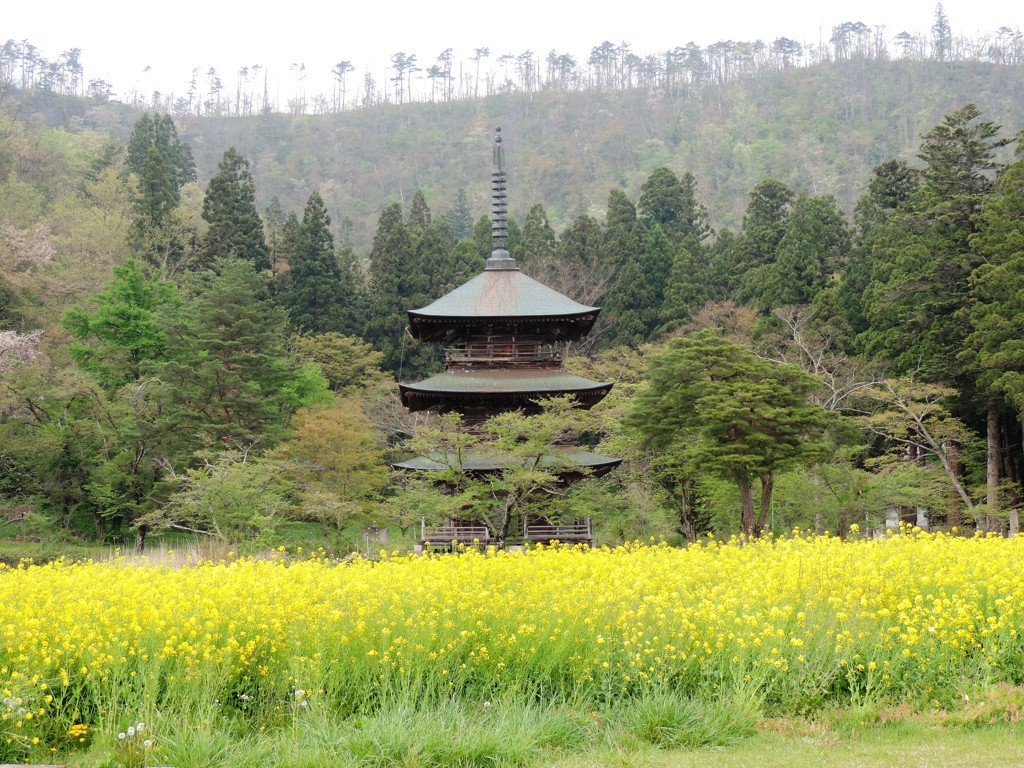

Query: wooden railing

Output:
[523, 519, 592, 542]
[445, 343, 562, 369]
[420, 521, 491, 544]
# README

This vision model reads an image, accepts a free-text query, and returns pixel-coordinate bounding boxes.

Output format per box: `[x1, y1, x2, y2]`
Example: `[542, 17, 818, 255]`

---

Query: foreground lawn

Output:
[556, 722, 1024, 768]
[2, 531, 1023, 764]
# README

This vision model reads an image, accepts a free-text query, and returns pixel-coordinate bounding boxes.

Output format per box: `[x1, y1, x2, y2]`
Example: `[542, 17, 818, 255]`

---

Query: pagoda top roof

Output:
[407, 266, 598, 339]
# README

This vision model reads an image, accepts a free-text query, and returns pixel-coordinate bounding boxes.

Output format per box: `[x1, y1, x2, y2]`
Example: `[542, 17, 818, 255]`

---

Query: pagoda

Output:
[396, 128, 619, 548]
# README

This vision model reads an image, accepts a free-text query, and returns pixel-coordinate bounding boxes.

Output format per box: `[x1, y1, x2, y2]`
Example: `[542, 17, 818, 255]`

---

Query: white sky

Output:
[4, 1, 1019, 103]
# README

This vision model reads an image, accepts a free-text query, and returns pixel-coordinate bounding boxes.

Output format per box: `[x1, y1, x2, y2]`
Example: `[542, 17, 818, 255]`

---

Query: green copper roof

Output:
[392, 449, 622, 475]
[402, 370, 608, 393]
[399, 371, 612, 411]
[408, 268, 598, 339]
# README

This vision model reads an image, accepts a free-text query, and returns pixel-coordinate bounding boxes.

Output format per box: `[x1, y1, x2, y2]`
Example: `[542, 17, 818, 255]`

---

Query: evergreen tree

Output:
[473, 213, 494, 259]
[280, 192, 355, 334]
[201, 147, 270, 270]
[151, 258, 308, 459]
[760, 194, 852, 310]
[603, 224, 674, 347]
[630, 330, 834, 536]
[520, 203, 557, 268]
[841, 160, 919, 338]
[637, 167, 711, 249]
[447, 188, 474, 239]
[407, 189, 432, 231]
[125, 113, 198, 277]
[662, 246, 708, 328]
[733, 179, 794, 302]
[366, 202, 416, 373]
[860, 104, 1007, 379]
[964, 148, 1024, 409]
[125, 113, 195, 186]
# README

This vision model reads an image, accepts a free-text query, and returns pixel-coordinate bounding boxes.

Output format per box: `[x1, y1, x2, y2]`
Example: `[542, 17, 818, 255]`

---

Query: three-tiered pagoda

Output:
[396, 128, 619, 548]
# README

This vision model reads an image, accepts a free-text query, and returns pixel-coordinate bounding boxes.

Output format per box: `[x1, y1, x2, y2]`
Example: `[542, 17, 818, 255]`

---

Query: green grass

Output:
[52, 695, 1023, 768]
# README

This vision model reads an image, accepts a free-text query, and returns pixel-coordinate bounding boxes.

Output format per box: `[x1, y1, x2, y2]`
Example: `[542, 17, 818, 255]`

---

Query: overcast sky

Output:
[5, 0, 1019, 102]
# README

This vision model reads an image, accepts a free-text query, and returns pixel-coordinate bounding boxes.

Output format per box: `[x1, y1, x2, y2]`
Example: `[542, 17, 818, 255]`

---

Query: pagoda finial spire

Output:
[487, 127, 516, 270]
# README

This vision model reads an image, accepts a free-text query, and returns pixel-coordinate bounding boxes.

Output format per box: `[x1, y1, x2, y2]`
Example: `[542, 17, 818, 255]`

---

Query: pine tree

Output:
[629, 330, 834, 536]
[201, 147, 270, 270]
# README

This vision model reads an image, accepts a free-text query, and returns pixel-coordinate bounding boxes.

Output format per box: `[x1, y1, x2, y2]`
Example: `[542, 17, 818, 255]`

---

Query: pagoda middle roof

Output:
[408, 268, 598, 338]
[399, 370, 611, 396]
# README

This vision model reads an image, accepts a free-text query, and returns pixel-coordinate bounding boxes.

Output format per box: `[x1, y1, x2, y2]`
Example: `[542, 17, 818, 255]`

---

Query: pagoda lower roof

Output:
[398, 370, 612, 411]
[408, 268, 599, 341]
[392, 449, 622, 476]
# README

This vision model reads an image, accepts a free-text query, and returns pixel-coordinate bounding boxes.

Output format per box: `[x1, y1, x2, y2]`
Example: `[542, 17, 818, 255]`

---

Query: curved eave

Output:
[398, 380, 613, 413]
[392, 450, 622, 477]
[408, 311, 599, 342]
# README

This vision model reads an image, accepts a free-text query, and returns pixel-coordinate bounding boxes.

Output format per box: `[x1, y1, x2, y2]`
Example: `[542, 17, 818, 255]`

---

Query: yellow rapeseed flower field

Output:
[1, 531, 1022, 755]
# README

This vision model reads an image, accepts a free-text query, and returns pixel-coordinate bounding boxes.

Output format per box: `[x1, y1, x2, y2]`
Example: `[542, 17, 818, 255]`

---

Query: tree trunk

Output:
[738, 476, 755, 537]
[987, 405, 1000, 533]
[756, 473, 774, 537]
[946, 438, 963, 529]
[672, 481, 698, 543]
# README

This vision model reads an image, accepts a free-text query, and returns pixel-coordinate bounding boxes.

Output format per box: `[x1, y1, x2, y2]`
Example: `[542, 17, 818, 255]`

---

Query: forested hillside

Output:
[2, 45, 1024, 553]
[6, 49, 1024, 250]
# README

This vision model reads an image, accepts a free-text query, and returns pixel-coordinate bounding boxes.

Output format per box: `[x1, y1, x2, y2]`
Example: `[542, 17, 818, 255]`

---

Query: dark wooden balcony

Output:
[445, 341, 563, 370]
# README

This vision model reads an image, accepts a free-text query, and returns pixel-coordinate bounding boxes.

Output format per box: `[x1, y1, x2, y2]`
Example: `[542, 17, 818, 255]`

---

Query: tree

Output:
[152, 449, 292, 544]
[842, 160, 918, 338]
[602, 224, 674, 347]
[733, 179, 794, 302]
[201, 147, 269, 270]
[365, 202, 415, 373]
[962, 145, 1024, 536]
[273, 399, 387, 536]
[637, 167, 710, 249]
[857, 378, 982, 527]
[759, 194, 852, 310]
[931, 3, 953, 62]
[290, 332, 386, 393]
[279, 192, 355, 334]
[62, 259, 179, 389]
[629, 331, 835, 535]
[398, 398, 609, 546]
[860, 104, 1007, 380]
[519, 203, 557, 268]
[447, 188, 474, 239]
[125, 113, 197, 276]
[150, 257, 317, 462]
